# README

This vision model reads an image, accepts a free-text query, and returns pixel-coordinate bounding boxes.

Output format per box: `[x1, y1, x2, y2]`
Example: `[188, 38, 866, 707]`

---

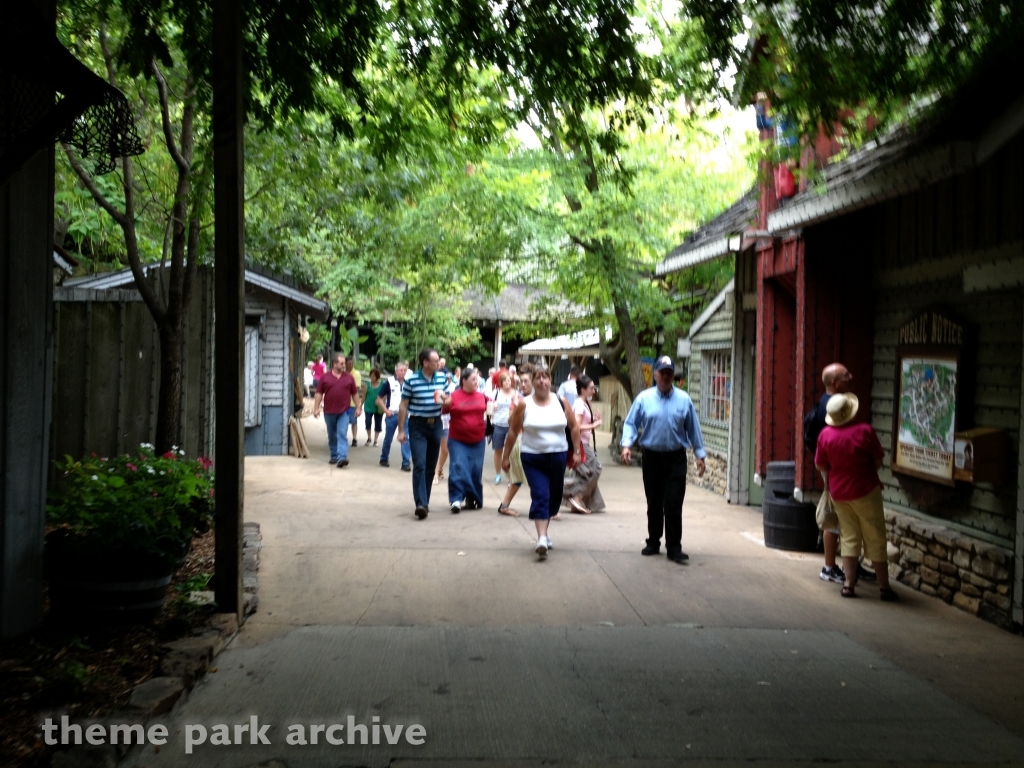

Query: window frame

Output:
[699, 346, 732, 427]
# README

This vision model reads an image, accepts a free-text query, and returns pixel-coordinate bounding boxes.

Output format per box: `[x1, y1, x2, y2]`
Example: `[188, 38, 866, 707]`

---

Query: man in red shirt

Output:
[815, 393, 897, 600]
[314, 353, 358, 468]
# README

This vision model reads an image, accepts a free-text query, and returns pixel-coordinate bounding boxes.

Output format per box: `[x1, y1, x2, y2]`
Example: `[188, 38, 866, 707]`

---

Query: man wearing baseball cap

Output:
[620, 355, 706, 564]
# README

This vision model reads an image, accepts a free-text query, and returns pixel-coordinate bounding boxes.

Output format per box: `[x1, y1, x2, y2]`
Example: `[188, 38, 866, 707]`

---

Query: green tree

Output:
[685, 0, 1024, 143]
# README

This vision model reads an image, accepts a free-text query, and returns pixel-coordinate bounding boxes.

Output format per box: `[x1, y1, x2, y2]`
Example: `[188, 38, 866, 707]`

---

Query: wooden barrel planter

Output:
[48, 573, 174, 625]
[45, 531, 180, 626]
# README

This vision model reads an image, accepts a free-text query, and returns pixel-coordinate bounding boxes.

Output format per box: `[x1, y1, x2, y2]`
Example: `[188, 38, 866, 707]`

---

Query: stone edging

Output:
[48, 523, 262, 767]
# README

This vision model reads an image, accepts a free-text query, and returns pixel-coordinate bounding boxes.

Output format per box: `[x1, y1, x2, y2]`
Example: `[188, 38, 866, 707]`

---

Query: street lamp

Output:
[329, 318, 338, 357]
[654, 326, 665, 358]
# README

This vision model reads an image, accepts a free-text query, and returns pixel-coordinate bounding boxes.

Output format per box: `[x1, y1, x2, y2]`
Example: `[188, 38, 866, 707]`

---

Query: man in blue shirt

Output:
[556, 364, 581, 407]
[621, 356, 706, 564]
[398, 348, 452, 519]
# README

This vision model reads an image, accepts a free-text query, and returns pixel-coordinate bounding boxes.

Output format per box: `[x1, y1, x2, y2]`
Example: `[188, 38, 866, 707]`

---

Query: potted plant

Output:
[45, 444, 215, 625]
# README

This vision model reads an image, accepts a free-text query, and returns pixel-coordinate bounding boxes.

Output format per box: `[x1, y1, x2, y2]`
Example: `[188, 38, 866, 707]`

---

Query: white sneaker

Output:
[450, 501, 462, 514]
[535, 537, 548, 557]
[544, 535, 553, 550]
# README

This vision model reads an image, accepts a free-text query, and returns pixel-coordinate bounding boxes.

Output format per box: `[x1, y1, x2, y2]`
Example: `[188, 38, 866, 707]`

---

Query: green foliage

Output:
[686, 0, 1024, 144]
[47, 445, 215, 565]
[176, 572, 212, 594]
[305, 322, 332, 360]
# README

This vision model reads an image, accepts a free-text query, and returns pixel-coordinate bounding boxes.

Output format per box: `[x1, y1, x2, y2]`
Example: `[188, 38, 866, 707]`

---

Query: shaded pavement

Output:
[125, 417, 1024, 767]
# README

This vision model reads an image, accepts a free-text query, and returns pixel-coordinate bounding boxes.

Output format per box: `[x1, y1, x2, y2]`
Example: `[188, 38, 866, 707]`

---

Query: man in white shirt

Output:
[376, 361, 411, 470]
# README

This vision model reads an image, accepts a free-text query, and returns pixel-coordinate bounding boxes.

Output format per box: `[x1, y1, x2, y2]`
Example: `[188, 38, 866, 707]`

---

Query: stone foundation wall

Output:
[885, 509, 1015, 630]
[686, 450, 727, 497]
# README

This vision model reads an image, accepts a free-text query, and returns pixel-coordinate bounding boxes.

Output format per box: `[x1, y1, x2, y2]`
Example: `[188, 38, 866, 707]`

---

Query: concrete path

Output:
[125, 417, 1024, 767]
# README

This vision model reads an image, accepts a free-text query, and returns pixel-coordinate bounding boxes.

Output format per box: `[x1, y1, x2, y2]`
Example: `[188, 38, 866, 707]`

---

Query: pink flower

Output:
[152, 492, 159, 497]
[162, 451, 177, 460]
[127, 463, 138, 472]
[198, 456, 213, 470]
[209, 488, 216, 498]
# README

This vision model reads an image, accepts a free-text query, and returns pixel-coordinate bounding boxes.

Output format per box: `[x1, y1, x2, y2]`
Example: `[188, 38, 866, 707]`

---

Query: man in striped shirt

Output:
[398, 348, 452, 519]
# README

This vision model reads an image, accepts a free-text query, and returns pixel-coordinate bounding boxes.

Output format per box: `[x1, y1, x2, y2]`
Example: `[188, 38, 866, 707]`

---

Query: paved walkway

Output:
[126, 417, 1024, 767]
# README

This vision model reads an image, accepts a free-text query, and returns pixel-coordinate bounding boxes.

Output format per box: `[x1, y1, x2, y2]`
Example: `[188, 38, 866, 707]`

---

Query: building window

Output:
[701, 349, 731, 425]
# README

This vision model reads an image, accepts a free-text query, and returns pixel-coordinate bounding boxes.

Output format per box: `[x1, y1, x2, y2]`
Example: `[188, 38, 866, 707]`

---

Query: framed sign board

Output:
[891, 310, 965, 487]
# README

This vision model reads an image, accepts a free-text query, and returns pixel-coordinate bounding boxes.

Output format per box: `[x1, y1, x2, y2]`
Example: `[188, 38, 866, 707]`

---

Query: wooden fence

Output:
[51, 271, 215, 467]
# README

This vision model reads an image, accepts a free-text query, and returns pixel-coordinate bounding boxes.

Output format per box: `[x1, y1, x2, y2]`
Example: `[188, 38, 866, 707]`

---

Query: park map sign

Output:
[892, 310, 964, 486]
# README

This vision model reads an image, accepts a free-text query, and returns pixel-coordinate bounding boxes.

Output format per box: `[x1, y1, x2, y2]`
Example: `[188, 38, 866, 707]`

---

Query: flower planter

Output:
[45, 531, 187, 626]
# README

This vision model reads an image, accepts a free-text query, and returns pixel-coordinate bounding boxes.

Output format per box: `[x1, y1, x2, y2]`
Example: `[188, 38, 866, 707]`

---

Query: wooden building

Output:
[755, 60, 1024, 629]
[55, 264, 328, 459]
[657, 192, 761, 506]
[681, 280, 736, 497]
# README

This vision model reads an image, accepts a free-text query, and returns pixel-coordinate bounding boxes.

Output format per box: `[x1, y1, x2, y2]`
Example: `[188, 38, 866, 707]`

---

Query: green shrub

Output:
[47, 444, 215, 566]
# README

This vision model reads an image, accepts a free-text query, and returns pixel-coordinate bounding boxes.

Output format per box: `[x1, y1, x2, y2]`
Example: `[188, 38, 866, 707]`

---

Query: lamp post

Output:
[654, 326, 665, 359]
[329, 318, 338, 358]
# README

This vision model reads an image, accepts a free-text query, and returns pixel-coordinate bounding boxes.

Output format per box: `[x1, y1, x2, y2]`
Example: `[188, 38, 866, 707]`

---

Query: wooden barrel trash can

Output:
[763, 497, 820, 552]
[765, 460, 796, 501]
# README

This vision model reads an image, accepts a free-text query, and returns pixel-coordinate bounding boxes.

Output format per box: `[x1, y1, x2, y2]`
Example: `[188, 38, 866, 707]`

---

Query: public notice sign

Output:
[891, 309, 966, 486]
[894, 355, 958, 483]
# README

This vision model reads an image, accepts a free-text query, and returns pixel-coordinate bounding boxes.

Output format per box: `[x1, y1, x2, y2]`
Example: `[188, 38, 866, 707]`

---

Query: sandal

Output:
[841, 586, 857, 598]
[497, 504, 519, 517]
[879, 587, 899, 602]
[569, 497, 591, 514]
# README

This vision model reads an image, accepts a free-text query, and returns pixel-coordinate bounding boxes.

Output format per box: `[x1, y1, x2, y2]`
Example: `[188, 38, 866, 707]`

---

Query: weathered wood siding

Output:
[52, 270, 216, 464]
[242, 288, 290, 455]
[728, 248, 759, 504]
[822, 131, 1024, 547]
[688, 291, 734, 456]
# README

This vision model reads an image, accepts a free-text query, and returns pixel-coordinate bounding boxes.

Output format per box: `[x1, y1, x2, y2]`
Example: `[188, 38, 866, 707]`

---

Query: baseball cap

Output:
[653, 356, 674, 373]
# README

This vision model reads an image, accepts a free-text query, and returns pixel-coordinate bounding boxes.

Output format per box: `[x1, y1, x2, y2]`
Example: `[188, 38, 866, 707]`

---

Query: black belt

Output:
[409, 415, 438, 423]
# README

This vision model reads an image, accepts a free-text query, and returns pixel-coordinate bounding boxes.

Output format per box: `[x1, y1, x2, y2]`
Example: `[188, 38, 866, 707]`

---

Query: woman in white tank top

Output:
[502, 366, 581, 558]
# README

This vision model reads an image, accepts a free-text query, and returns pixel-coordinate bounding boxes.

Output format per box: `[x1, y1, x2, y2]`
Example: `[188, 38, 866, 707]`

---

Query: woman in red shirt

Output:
[441, 368, 490, 513]
[815, 393, 897, 600]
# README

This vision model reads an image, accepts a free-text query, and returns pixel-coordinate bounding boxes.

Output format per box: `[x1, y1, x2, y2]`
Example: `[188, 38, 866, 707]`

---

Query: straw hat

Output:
[825, 393, 859, 427]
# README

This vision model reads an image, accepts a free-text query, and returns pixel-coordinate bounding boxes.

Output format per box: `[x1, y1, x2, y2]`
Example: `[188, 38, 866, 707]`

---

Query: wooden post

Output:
[213, 0, 245, 617]
[0, 0, 56, 641]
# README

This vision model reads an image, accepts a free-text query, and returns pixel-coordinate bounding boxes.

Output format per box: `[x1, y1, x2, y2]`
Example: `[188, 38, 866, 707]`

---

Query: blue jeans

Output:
[521, 451, 568, 520]
[381, 413, 411, 467]
[324, 411, 351, 463]
[448, 438, 485, 506]
[408, 416, 443, 508]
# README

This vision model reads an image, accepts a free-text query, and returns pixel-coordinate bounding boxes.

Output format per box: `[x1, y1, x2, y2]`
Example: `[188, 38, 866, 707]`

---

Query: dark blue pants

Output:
[447, 438, 485, 506]
[521, 451, 567, 520]
[381, 413, 411, 467]
[408, 416, 443, 508]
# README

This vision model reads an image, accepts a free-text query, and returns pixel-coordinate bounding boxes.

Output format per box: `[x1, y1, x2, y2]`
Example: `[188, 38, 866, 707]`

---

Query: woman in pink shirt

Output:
[441, 368, 489, 513]
[815, 393, 897, 600]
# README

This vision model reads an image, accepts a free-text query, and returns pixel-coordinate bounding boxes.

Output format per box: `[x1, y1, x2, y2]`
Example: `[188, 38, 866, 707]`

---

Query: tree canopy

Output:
[686, 0, 1024, 142]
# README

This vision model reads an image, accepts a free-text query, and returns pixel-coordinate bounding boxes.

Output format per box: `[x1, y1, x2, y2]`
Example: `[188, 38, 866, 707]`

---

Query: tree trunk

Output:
[155, 320, 184, 453]
[613, 298, 646, 400]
